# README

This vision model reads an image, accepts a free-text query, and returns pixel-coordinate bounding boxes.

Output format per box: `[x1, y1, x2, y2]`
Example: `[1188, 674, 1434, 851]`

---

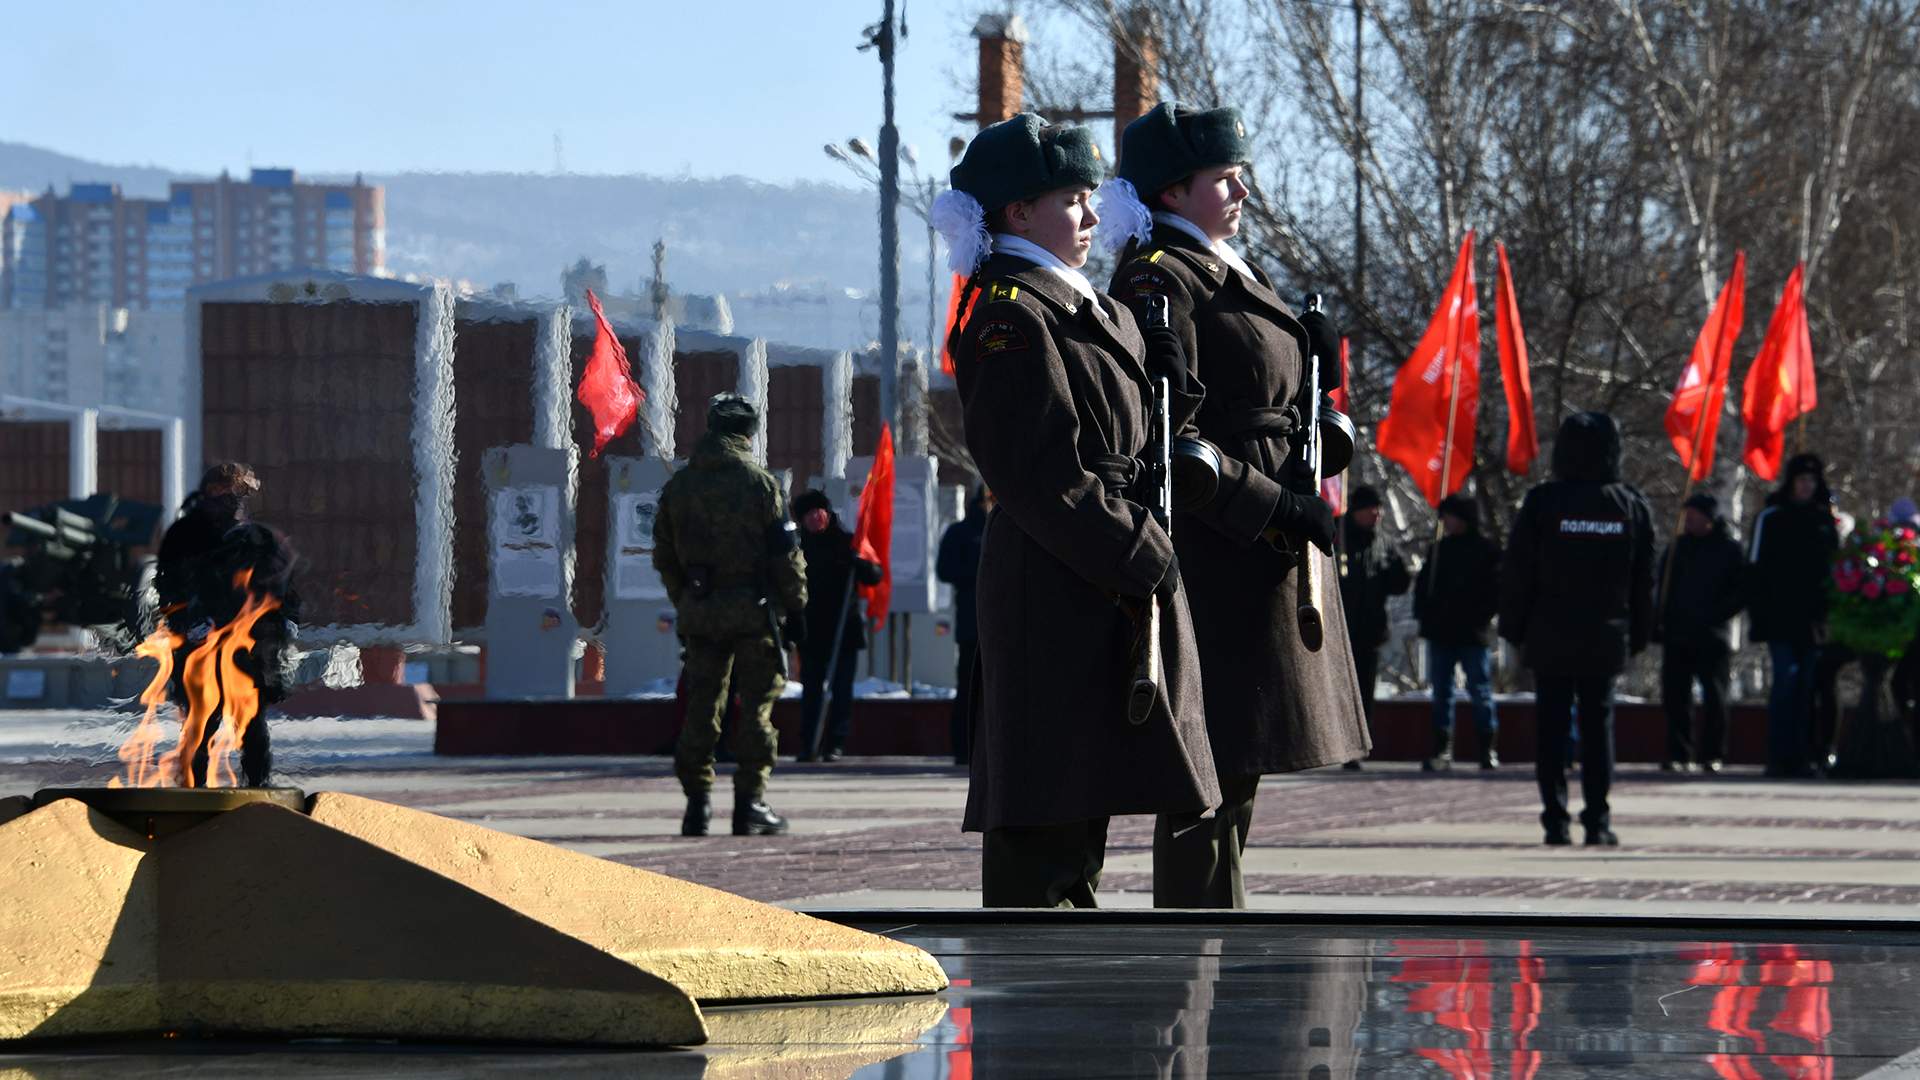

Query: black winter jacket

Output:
[1656, 521, 1746, 650]
[1746, 496, 1838, 649]
[1498, 412, 1656, 677]
[1415, 531, 1501, 647]
[798, 517, 882, 660]
[935, 507, 986, 646]
[1339, 518, 1411, 649]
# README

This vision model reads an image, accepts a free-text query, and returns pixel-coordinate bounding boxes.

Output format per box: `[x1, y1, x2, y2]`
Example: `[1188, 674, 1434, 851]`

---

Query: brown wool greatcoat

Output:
[1111, 226, 1370, 775]
[954, 253, 1222, 832]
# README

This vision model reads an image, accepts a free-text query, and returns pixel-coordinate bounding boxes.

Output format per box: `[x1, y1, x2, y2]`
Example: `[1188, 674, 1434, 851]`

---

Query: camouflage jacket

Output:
[653, 431, 807, 640]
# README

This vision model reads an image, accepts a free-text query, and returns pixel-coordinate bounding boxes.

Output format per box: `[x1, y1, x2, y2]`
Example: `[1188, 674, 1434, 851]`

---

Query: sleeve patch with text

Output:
[975, 319, 1030, 356]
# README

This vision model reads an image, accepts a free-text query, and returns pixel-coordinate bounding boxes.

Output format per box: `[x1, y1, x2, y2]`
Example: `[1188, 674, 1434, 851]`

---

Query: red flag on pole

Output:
[1740, 263, 1816, 481]
[1665, 252, 1747, 481]
[1493, 242, 1538, 476]
[1322, 337, 1351, 515]
[851, 423, 895, 627]
[1378, 231, 1480, 507]
[940, 273, 978, 378]
[576, 288, 644, 458]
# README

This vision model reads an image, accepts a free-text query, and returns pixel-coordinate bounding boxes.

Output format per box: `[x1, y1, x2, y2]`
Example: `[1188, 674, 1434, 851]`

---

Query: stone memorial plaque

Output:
[491, 486, 561, 599]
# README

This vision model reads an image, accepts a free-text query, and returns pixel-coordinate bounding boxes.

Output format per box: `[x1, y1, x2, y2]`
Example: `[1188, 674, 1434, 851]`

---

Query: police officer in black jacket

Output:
[1656, 491, 1746, 773]
[1499, 412, 1654, 847]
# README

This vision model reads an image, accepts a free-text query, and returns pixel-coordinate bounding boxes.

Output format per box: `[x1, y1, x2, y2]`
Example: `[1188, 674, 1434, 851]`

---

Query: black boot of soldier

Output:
[1479, 730, 1499, 770]
[681, 792, 712, 837]
[1422, 729, 1454, 772]
[734, 793, 789, 836]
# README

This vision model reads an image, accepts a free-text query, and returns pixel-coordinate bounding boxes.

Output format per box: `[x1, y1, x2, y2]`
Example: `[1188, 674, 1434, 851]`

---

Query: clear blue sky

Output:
[5, 0, 976, 185]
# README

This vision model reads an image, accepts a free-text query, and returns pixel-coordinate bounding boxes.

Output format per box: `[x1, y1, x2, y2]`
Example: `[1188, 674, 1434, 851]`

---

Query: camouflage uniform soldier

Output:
[654, 394, 808, 836]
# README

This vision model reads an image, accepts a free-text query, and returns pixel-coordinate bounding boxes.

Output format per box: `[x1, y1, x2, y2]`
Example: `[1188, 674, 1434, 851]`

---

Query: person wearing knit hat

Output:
[934, 113, 1221, 908]
[1415, 492, 1503, 772]
[1338, 484, 1411, 772]
[1748, 451, 1840, 777]
[1100, 101, 1367, 908]
[1655, 489, 1747, 775]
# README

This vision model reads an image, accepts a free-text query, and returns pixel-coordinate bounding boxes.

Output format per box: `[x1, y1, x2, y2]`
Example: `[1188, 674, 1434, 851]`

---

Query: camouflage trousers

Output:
[676, 633, 785, 800]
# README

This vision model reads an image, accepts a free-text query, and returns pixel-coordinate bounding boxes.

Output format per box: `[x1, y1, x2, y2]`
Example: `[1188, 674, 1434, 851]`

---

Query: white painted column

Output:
[68, 408, 99, 498]
[822, 350, 853, 479]
[160, 416, 186, 515]
[740, 338, 770, 465]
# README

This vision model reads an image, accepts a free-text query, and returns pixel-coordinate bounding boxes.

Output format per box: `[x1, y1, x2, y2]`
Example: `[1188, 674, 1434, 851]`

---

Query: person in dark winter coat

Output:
[155, 461, 301, 788]
[941, 113, 1221, 908]
[1655, 491, 1747, 773]
[1338, 485, 1411, 769]
[1105, 101, 1369, 908]
[1499, 412, 1654, 847]
[1746, 453, 1840, 778]
[1415, 493, 1502, 771]
[935, 487, 991, 765]
[791, 489, 883, 762]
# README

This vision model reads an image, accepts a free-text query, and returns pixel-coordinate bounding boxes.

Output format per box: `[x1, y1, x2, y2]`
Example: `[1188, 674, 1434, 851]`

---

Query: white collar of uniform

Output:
[1153, 211, 1258, 284]
[990, 234, 1100, 307]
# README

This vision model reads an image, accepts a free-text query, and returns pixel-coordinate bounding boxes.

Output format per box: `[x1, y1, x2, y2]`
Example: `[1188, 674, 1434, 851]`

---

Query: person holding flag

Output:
[935, 113, 1220, 908]
[1101, 102, 1368, 908]
[791, 488, 884, 763]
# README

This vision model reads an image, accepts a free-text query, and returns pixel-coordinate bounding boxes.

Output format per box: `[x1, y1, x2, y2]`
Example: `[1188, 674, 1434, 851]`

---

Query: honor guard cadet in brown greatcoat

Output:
[934, 113, 1221, 908]
[653, 394, 808, 838]
[1104, 103, 1370, 908]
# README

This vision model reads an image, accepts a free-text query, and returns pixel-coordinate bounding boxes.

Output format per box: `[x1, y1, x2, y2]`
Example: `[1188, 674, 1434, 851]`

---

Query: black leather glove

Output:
[1143, 324, 1190, 394]
[1270, 488, 1337, 555]
[782, 613, 807, 648]
[1298, 307, 1341, 390]
[1154, 556, 1181, 606]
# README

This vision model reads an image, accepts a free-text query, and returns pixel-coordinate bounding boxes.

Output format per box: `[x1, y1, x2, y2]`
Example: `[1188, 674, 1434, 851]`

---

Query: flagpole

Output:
[1429, 232, 1471, 593]
[1659, 309, 1731, 617]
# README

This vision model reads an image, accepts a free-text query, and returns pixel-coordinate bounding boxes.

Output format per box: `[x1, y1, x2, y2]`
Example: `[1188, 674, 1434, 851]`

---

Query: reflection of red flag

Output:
[1378, 231, 1480, 506]
[1666, 252, 1746, 481]
[852, 424, 895, 627]
[576, 288, 644, 458]
[1322, 337, 1351, 514]
[1740, 263, 1817, 480]
[940, 273, 978, 378]
[1494, 242, 1538, 475]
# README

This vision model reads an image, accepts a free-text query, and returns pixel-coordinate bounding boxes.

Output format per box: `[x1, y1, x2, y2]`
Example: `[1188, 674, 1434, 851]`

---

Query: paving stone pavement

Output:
[4, 711, 1919, 918]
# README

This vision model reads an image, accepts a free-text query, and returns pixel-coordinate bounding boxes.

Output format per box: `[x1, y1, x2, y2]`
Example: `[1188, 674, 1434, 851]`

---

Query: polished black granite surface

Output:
[4, 914, 1917, 1078]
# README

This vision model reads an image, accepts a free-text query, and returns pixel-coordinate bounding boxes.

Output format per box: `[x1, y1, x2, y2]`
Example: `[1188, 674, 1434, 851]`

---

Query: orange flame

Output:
[111, 569, 281, 788]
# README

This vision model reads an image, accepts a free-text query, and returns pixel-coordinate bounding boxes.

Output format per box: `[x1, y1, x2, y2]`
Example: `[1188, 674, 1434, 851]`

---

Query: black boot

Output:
[1422, 729, 1454, 772]
[733, 794, 790, 836]
[1478, 730, 1499, 770]
[681, 792, 712, 837]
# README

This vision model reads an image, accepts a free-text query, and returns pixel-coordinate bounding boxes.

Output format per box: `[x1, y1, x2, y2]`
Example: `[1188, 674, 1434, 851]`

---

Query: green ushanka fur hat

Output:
[936, 113, 1107, 272]
[1117, 102, 1252, 196]
[947, 113, 1105, 213]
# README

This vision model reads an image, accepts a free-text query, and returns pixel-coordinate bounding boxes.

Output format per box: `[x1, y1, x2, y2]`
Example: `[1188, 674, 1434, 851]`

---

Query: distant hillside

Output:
[0, 142, 935, 348]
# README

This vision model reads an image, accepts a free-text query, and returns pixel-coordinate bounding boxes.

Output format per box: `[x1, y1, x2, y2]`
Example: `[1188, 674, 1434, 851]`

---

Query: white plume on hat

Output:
[932, 189, 993, 274]
[1095, 177, 1154, 256]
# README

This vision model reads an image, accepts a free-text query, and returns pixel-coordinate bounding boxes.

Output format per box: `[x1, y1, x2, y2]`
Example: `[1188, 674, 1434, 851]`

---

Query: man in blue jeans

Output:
[1415, 493, 1503, 770]
[1747, 454, 1839, 778]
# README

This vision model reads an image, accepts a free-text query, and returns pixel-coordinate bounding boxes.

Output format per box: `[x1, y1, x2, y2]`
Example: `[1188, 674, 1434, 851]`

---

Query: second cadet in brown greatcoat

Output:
[1104, 102, 1370, 908]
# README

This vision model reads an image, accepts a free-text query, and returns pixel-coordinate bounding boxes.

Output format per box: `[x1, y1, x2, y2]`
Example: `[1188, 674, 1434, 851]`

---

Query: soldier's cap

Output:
[949, 113, 1105, 212]
[1117, 102, 1253, 198]
[707, 393, 759, 436]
